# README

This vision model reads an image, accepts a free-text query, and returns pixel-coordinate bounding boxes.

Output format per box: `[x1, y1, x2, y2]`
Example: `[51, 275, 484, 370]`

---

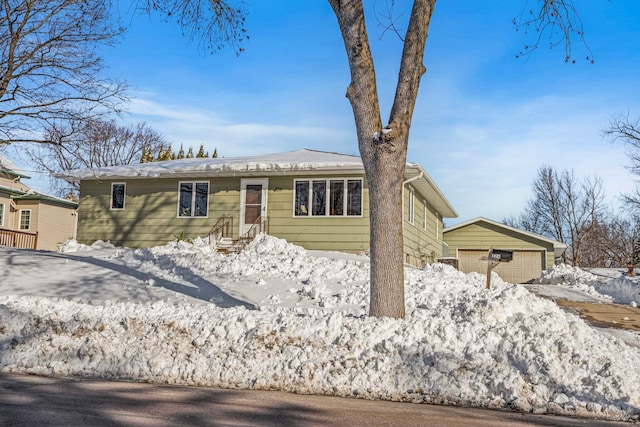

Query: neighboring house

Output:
[0, 155, 78, 251]
[56, 149, 458, 266]
[443, 217, 567, 284]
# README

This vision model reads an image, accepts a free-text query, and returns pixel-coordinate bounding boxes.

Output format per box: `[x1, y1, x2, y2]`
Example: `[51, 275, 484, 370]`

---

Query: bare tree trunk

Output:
[328, 0, 435, 318]
[366, 145, 407, 318]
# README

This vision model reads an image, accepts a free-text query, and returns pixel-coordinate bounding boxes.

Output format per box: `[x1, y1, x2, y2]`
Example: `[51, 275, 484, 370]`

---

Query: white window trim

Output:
[423, 199, 427, 230]
[0, 203, 4, 227]
[110, 182, 126, 210]
[435, 212, 440, 239]
[19, 209, 31, 230]
[407, 186, 415, 225]
[177, 181, 210, 218]
[292, 178, 364, 218]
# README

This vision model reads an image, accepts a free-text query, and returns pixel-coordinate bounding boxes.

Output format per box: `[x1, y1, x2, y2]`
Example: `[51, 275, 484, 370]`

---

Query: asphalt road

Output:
[0, 373, 631, 427]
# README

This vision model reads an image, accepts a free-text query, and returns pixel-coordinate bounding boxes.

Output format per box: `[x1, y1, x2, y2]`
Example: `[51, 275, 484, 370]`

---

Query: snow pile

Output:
[540, 264, 640, 306]
[2, 237, 640, 420]
[58, 239, 116, 253]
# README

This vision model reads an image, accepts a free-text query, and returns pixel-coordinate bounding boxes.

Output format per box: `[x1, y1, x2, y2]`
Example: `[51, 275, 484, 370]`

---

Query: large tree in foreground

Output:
[0, 0, 127, 145]
[147, 0, 589, 318]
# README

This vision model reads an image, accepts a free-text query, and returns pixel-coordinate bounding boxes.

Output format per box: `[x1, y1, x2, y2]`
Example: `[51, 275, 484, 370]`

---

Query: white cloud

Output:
[127, 97, 356, 157]
[410, 90, 636, 223]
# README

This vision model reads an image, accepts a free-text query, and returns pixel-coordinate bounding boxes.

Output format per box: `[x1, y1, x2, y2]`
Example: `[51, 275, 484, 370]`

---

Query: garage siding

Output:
[458, 249, 544, 284]
[444, 219, 561, 284]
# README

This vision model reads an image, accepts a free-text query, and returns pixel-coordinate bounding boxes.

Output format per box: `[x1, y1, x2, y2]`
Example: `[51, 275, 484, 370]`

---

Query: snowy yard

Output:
[1, 235, 640, 421]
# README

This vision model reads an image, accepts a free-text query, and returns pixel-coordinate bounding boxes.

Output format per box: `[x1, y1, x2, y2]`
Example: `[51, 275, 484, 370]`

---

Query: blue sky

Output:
[13, 1, 640, 224]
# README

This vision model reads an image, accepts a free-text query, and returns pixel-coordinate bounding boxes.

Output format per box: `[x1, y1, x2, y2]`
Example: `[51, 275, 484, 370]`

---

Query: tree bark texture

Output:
[328, 0, 435, 318]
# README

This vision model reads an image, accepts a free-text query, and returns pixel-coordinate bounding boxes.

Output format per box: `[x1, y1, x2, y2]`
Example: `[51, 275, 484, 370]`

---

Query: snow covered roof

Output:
[0, 154, 30, 179]
[11, 189, 78, 208]
[56, 149, 458, 218]
[444, 217, 568, 257]
[55, 149, 363, 182]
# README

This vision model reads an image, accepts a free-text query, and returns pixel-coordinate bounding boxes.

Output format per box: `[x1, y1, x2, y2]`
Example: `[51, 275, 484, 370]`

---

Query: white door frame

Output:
[239, 178, 268, 236]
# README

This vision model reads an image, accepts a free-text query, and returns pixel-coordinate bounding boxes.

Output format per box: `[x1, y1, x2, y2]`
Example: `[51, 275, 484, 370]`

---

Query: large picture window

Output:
[294, 178, 362, 217]
[178, 181, 209, 217]
[111, 183, 126, 210]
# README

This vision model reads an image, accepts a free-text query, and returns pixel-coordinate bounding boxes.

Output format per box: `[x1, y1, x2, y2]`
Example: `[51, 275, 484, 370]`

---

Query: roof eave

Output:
[444, 216, 566, 248]
[405, 163, 458, 218]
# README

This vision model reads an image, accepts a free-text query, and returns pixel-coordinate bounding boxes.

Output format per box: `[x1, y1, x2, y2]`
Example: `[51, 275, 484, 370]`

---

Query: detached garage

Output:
[443, 217, 567, 284]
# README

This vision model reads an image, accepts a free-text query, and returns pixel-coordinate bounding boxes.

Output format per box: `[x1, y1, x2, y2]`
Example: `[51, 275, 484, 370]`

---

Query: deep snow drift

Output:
[1, 235, 640, 421]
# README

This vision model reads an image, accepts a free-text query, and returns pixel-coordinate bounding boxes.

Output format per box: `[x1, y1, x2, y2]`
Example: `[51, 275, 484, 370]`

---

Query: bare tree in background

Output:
[508, 165, 607, 266]
[144, 0, 592, 318]
[604, 113, 640, 210]
[0, 0, 127, 145]
[28, 119, 168, 197]
[580, 216, 640, 268]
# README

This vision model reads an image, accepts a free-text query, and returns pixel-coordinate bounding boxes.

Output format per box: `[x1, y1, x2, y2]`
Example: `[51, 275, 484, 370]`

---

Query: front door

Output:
[240, 179, 268, 237]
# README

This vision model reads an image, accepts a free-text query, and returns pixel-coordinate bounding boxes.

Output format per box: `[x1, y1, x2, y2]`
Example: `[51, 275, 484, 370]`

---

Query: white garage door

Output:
[458, 249, 544, 284]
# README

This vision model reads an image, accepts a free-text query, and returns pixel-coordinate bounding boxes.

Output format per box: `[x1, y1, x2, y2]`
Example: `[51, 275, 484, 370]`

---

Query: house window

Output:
[294, 178, 362, 217]
[346, 180, 362, 216]
[0, 203, 3, 227]
[406, 186, 415, 225]
[19, 209, 31, 230]
[423, 199, 427, 230]
[178, 181, 209, 217]
[111, 183, 126, 210]
[435, 212, 440, 239]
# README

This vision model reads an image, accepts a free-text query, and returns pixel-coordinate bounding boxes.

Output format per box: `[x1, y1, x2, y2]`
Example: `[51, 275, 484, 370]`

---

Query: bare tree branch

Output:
[513, 165, 607, 266]
[0, 0, 128, 146]
[27, 118, 169, 197]
[514, 0, 593, 63]
[603, 113, 640, 209]
[141, 0, 248, 54]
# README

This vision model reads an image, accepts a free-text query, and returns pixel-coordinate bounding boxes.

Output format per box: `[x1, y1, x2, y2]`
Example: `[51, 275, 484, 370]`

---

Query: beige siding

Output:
[458, 249, 544, 284]
[0, 193, 11, 228]
[444, 221, 557, 282]
[0, 176, 30, 192]
[31, 202, 77, 251]
[0, 178, 77, 250]
[14, 200, 38, 231]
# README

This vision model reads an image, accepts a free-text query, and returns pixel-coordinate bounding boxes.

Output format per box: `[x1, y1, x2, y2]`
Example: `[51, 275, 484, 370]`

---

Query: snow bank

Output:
[540, 264, 640, 306]
[58, 239, 116, 253]
[2, 236, 640, 421]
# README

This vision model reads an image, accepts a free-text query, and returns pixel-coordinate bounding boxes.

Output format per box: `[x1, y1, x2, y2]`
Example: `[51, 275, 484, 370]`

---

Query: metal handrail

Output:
[239, 215, 269, 241]
[207, 216, 233, 245]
